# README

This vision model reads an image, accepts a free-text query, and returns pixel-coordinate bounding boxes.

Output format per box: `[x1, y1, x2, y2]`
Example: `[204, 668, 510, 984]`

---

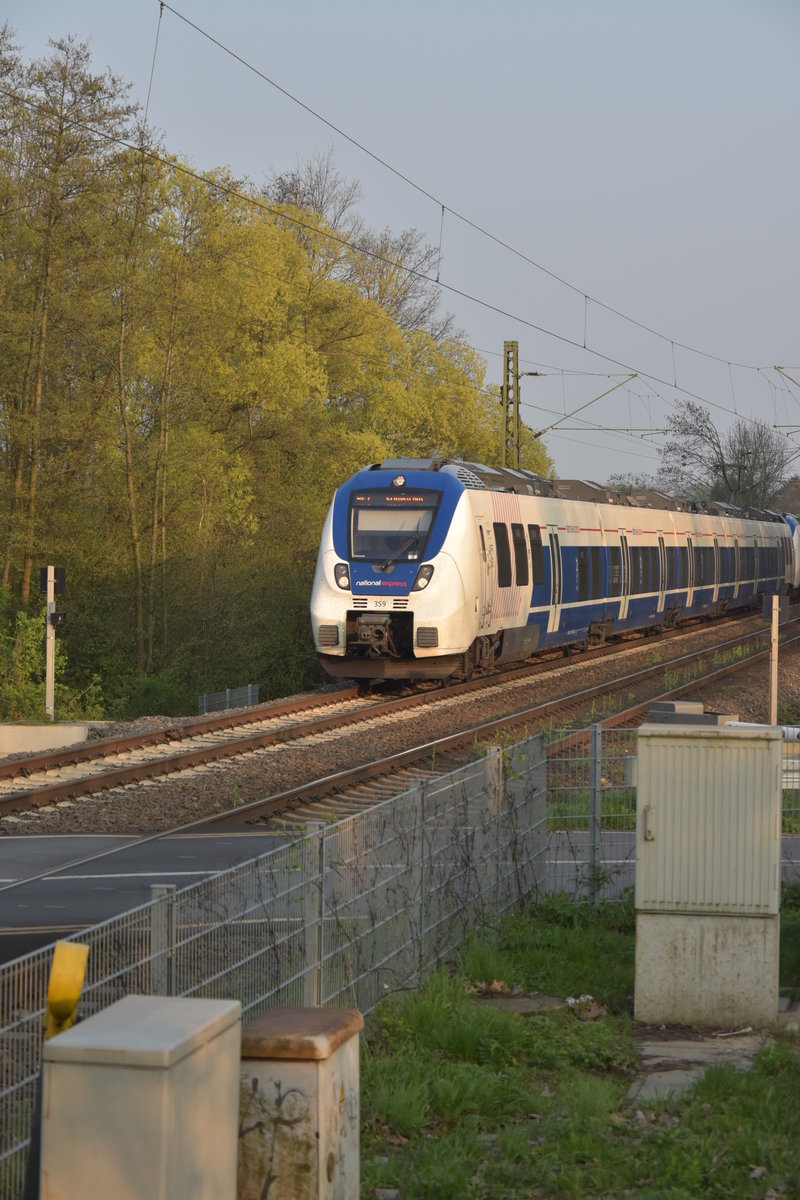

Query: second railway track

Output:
[1, 609, 795, 833]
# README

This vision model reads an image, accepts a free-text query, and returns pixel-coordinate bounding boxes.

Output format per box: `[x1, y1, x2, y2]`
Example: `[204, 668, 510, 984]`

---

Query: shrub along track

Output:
[1, 608, 795, 837]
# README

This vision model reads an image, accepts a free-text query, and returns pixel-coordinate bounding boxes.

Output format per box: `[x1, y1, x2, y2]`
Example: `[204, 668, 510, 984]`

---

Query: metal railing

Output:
[198, 683, 259, 715]
[0, 736, 546, 1199]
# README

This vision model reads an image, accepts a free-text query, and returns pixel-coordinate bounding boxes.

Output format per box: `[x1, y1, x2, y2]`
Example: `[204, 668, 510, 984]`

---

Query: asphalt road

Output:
[0, 832, 290, 964]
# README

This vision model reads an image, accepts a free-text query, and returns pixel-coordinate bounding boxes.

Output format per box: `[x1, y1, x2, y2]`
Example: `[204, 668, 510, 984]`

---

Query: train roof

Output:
[370, 458, 556, 496]
[367, 460, 789, 524]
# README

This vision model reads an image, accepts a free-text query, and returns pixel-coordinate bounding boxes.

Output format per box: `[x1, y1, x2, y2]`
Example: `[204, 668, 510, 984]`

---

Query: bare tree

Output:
[266, 146, 363, 234]
[344, 225, 454, 340]
[265, 149, 453, 338]
[659, 401, 795, 509]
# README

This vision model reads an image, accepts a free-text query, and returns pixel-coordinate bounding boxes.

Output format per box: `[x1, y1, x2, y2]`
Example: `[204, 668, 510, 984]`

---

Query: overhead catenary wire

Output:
[157, 2, 785, 379]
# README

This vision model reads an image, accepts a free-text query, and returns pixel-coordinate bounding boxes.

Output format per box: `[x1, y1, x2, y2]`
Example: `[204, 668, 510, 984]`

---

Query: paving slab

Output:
[628, 1032, 765, 1102]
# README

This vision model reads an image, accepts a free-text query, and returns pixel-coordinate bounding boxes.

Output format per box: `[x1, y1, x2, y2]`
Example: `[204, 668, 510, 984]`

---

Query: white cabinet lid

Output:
[45, 995, 241, 1068]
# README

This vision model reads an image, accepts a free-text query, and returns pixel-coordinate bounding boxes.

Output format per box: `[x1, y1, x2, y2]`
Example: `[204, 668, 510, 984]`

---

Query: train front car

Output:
[310, 460, 479, 679]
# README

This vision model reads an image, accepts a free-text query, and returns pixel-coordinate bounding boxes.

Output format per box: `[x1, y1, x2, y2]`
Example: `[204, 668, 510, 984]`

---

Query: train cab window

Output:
[511, 523, 529, 587]
[493, 522, 512, 587]
[528, 525, 545, 585]
[608, 546, 622, 596]
[349, 489, 440, 562]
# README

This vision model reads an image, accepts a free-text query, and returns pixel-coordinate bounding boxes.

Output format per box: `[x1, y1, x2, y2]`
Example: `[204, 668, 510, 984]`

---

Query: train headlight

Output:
[334, 563, 351, 590]
[412, 564, 434, 591]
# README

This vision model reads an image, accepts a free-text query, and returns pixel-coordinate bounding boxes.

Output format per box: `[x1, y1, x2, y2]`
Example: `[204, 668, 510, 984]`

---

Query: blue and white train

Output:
[310, 459, 799, 680]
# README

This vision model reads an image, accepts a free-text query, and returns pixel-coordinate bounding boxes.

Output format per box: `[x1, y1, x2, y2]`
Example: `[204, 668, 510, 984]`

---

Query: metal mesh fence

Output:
[197, 683, 259, 715]
[3, 723, 797, 1198]
[0, 736, 546, 1199]
[546, 725, 800, 898]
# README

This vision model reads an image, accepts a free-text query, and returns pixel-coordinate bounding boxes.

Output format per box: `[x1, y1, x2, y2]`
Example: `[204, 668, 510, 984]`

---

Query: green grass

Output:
[360, 890, 800, 1199]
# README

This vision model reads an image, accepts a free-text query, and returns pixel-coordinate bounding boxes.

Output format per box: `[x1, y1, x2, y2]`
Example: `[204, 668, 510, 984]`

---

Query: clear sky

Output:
[5, 0, 799, 484]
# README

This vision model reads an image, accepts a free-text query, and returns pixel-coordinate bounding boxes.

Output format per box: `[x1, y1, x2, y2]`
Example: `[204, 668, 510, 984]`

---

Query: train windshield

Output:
[349, 489, 441, 562]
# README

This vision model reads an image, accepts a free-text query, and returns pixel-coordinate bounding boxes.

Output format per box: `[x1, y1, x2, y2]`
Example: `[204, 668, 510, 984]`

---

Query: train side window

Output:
[608, 546, 622, 596]
[630, 547, 647, 594]
[693, 546, 703, 586]
[493, 522, 512, 587]
[649, 547, 659, 591]
[678, 547, 688, 587]
[628, 547, 639, 594]
[511, 523, 529, 587]
[577, 547, 590, 601]
[590, 547, 602, 599]
[666, 547, 676, 589]
[528, 525, 545, 585]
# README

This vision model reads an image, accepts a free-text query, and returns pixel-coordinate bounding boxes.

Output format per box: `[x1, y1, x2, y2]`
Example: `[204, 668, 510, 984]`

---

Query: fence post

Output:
[149, 884, 176, 995]
[485, 747, 504, 912]
[589, 724, 602, 904]
[418, 784, 426, 985]
[303, 825, 324, 1007]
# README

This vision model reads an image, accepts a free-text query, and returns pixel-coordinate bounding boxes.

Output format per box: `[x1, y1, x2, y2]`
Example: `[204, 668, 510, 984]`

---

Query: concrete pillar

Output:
[238, 1007, 363, 1200]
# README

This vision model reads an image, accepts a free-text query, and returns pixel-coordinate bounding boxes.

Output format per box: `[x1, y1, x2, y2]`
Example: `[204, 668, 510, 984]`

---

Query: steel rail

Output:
[199, 629, 800, 831]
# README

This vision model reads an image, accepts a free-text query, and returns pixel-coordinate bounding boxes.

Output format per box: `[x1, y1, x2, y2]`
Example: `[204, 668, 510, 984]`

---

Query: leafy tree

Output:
[0, 586, 103, 719]
[0, 40, 560, 716]
[0, 37, 136, 606]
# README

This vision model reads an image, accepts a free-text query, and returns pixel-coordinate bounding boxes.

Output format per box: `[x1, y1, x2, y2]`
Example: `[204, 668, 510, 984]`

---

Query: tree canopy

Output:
[0, 32, 554, 718]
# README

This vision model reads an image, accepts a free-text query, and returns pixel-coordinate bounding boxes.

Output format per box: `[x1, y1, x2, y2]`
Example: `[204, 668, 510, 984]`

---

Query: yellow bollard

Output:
[44, 941, 89, 1040]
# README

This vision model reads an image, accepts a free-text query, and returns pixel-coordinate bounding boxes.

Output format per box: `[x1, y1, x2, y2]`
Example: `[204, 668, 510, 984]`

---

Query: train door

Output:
[686, 535, 695, 609]
[657, 536, 667, 614]
[546, 531, 562, 634]
[619, 534, 630, 620]
[713, 537, 720, 603]
[734, 538, 740, 600]
[476, 522, 491, 628]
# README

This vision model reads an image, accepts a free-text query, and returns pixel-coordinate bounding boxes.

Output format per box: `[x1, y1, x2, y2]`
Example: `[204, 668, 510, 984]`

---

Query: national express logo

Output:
[354, 579, 406, 588]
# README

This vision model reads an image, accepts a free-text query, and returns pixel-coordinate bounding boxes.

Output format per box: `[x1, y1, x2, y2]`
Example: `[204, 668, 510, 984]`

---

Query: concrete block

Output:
[0, 724, 89, 757]
[634, 911, 780, 1027]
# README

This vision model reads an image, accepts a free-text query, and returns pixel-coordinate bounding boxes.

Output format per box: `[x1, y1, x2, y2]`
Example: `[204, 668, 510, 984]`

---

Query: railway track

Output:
[197, 621, 800, 832]
[0, 609, 790, 827]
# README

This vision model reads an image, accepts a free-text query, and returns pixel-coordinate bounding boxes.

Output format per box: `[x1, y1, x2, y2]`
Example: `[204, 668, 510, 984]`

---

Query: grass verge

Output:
[361, 892, 800, 1199]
